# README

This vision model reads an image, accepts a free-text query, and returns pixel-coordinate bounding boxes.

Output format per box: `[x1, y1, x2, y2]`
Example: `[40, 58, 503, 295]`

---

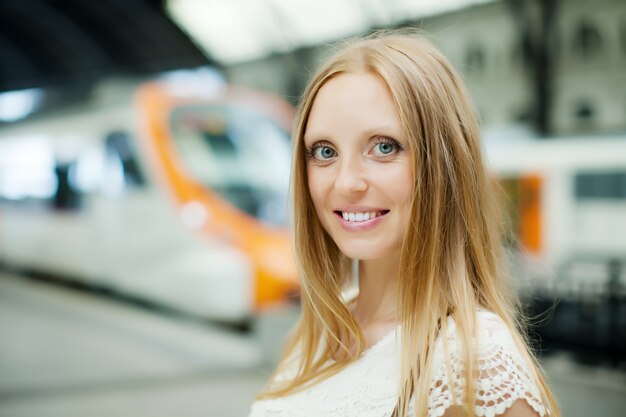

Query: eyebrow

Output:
[302, 132, 326, 145]
[304, 125, 404, 144]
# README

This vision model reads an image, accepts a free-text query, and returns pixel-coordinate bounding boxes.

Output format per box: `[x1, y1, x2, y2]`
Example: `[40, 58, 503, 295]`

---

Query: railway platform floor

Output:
[0, 270, 624, 417]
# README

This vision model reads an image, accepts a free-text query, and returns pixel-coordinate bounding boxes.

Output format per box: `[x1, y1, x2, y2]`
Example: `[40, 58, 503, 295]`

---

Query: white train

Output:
[0, 71, 299, 323]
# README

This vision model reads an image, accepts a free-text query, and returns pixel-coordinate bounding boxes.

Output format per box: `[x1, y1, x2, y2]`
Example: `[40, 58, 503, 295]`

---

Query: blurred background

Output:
[0, 0, 624, 416]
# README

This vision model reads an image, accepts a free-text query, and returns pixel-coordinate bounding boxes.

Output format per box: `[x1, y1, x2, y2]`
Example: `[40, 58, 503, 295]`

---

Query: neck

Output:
[353, 255, 400, 325]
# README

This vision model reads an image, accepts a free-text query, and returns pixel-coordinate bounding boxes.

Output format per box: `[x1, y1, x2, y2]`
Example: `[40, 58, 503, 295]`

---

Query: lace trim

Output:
[426, 314, 547, 417]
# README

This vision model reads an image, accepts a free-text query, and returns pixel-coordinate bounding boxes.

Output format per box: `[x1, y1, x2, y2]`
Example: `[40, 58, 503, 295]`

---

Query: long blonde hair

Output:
[258, 30, 559, 417]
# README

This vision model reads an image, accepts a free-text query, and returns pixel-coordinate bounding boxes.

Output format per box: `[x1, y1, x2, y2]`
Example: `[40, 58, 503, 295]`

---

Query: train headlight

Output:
[180, 200, 209, 229]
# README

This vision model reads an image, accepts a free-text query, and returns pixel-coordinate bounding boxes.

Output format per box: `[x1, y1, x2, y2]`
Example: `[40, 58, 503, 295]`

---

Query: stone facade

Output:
[224, 0, 626, 134]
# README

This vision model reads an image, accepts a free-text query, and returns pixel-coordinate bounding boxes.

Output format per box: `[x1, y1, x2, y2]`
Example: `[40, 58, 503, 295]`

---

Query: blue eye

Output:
[376, 142, 394, 154]
[371, 140, 400, 156]
[313, 146, 336, 160]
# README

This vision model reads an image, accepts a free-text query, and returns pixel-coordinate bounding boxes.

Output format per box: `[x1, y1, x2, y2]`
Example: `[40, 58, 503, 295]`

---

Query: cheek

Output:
[381, 164, 414, 208]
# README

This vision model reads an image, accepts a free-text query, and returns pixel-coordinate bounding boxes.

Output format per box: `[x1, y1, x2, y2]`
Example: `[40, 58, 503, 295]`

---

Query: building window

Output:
[465, 43, 486, 73]
[512, 37, 533, 66]
[513, 106, 532, 124]
[575, 101, 594, 121]
[572, 20, 604, 59]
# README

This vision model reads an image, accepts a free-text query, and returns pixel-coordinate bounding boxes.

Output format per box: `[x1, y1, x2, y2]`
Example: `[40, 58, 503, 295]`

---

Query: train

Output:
[483, 128, 626, 293]
[0, 69, 299, 323]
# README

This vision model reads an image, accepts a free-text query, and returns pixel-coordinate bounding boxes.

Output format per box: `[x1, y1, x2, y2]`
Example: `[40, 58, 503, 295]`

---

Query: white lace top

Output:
[248, 311, 546, 417]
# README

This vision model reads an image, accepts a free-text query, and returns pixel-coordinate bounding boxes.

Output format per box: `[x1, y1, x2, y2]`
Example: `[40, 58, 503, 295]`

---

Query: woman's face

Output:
[304, 72, 414, 261]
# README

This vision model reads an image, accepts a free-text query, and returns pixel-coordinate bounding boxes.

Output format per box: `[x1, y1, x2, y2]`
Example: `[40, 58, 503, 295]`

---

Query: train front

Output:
[136, 71, 299, 322]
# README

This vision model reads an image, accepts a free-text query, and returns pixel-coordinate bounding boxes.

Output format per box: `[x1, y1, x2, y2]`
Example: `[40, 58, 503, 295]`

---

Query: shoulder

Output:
[428, 310, 547, 417]
[436, 310, 523, 357]
[475, 310, 521, 354]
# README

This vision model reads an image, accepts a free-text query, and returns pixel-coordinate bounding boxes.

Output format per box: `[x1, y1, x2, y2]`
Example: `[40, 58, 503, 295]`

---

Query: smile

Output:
[337, 210, 388, 222]
[333, 210, 390, 231]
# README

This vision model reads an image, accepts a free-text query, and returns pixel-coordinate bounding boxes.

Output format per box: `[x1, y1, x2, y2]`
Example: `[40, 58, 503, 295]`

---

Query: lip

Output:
[333, 208, 389, 232]
[335, 205, 387, 213]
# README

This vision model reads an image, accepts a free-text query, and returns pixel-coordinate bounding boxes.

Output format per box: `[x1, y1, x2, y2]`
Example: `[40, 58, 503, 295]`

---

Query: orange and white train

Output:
[483, 128, 626, 296]
[0, 70, 299, 323]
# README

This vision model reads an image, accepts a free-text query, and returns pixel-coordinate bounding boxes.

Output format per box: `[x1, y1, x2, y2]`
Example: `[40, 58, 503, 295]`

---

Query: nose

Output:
[334, 154, 368, 195]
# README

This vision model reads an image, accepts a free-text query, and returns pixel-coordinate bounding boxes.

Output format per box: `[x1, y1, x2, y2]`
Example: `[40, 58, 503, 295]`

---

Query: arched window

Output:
[573, 100, 595, 129]
[575, 102, 594, 120]
[465, 43, 486, 73]
[512, 106, 532, 124]
[572, 20, 604, 59]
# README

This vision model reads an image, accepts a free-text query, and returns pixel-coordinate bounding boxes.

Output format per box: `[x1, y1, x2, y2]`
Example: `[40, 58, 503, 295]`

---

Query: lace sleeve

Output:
[427, 312, 547, 417]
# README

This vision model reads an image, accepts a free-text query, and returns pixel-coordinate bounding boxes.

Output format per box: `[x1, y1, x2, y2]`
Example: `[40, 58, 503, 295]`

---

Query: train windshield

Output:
[170, 105, 291, 226]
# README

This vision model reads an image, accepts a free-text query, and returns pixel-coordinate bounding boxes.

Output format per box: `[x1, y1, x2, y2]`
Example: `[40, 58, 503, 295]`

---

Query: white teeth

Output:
[341, 211, 382, 222]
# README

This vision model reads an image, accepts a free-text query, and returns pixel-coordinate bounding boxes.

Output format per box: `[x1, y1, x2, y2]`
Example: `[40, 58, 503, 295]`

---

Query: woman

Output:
[249, 31, 560, 417]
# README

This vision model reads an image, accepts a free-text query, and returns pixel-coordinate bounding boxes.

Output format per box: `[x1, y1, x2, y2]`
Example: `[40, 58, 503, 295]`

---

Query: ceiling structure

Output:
[0, 0, 495, 93]
[2, 1, 615, 135]
[0, 0, 212, 93]
[167, 0, 495, 64]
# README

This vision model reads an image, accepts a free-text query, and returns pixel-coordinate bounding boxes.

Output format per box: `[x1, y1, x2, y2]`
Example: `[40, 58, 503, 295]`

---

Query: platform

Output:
[0, 271, 624, 417]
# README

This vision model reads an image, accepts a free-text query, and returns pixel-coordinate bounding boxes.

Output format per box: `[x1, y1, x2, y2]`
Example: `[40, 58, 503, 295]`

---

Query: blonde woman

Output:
[248, 31, 560, 417]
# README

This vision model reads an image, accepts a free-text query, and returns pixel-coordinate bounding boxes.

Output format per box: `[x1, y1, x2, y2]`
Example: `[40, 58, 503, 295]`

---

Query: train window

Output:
[71, 145, 107, 194]
[51, 161, 82, 210]
[170, 105, 291, 226]
[0, 138, 57, 206]
[575, 171, 626, 200]
[105, 131, 146, 188]
[200, 118, 237, 156]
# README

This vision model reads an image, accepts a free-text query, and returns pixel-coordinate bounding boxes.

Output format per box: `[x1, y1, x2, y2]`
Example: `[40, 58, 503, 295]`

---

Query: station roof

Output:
[0, 0, 213, 93]
[0, 0, 495, 93]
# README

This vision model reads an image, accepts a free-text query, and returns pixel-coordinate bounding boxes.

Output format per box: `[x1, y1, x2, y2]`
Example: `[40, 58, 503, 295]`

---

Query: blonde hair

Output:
[258, 30, 559, 417]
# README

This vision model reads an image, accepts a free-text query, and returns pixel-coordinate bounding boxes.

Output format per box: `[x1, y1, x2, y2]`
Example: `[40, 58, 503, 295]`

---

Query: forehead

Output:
[304, 72, 404, 142]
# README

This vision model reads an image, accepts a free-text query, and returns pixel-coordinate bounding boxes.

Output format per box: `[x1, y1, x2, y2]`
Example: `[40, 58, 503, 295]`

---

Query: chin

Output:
[335, 241, 393, 261]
